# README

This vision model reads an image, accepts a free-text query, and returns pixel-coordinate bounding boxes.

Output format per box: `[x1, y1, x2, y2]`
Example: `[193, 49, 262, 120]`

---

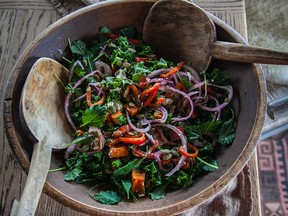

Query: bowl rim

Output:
[3, 0, 267, 215]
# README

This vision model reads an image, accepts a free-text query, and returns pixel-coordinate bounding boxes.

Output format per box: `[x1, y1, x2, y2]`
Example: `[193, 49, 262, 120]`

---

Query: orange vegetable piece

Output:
[112, 124, 132, 138]
[138, 75, 149, 90]
[161, 157, 172, 166]
[160, 61, 185, 78]
[180, 159, 191, 170]
[147, 97, 165, 107]
[175, 82, 187, 93]
[124, 104, 140, 117]
[178, 143, 198, 158]
[86, 90, 106, 107]
[123, 84, 139, 99]
[105, 113, 112, 122]
[131, 170, 146, 194]
[75, 129, 84, 136]
[108, 146, 129, 158]
[111, 110, 123, 125]
[153, 111, 163, 119]
[106, 138, 120, 147]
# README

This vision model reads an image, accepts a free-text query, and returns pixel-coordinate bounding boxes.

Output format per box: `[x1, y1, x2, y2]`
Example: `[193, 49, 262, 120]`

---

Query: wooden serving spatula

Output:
[11, 58, 73, 216]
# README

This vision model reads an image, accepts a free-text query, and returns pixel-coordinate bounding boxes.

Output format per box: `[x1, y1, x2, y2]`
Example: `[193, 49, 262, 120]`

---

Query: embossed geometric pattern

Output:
[258, 141, 275, 171]
[257, 135, 288, 216]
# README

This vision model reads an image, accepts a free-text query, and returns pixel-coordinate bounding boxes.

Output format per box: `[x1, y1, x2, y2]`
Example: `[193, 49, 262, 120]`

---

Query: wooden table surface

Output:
[0, 0, 260, 215]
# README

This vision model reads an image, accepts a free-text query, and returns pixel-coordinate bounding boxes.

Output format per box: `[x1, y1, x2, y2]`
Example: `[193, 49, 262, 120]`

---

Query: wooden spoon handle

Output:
[213, 41, 288, 64]
[267, 95, 288, 120]
[10, 138, 52, 216]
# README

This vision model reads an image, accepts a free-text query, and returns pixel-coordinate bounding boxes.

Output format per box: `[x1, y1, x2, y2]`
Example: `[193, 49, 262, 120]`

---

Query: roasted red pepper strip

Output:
[105, 33, 141, 44]
[140, 82, 161, 107]
[118, 132, 146, 145]
[123, 84, 139, 99]
[132, 140, 158, 159]
[106, 138, 120, 147]
[147, 97, 165, 107]
[160, 61, 185, 78]
[104, 33, 119, 40]
[128, 38, 142, 44]
[138, 75, 149, 89]
[112, 124, 132, 138]
[178, 143, 198, 158]
[175, 82, 187, 93]
[135, 57, 149, 62]
[86, 90, 106, 107]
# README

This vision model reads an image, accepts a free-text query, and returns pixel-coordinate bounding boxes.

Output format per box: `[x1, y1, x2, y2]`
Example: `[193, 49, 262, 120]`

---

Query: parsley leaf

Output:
[70, 40, 87, 55]
[144, 162, 162, 190]
[119, 26, 138, 38]
[64, 167, 82, 181]
[184, 121, 221, 142]
[92, 191, 121, 205]
[165, 170, 192, 189]
[218, 118, 236, 146]
[149, 185, 166, 200]
[113, 158, 145, 177]
[121, 180, 132, 199]
[130, 62, 151, 82]
[80, 105, 107, 128]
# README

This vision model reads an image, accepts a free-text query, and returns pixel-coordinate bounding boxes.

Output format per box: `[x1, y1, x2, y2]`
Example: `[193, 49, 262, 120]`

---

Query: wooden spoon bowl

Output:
[143, 0, 288, 72]
[11, 58, 72, 216]
[3, 1, 266, 215]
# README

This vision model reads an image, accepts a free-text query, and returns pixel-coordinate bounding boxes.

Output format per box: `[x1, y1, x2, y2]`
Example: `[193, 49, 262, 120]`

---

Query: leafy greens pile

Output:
[61, 26, 236, 205]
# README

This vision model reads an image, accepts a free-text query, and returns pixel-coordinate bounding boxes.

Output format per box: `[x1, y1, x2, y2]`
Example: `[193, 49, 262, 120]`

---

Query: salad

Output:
[61, 26, 236, 204]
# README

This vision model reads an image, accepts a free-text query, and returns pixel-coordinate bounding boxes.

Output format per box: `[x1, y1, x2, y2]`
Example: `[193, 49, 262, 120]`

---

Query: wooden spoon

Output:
[143, 0, 288, 72]
[10, 58, 72, 216]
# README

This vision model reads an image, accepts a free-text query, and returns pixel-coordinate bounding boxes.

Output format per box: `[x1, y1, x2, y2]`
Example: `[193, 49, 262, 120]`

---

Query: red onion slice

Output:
[140, 106, 168, 125]
[155, 123, 188, 176]
[153, 151, 170, 172]
[65, 70, 98, 131]
[198, 84, 233, 112]
[166, 155, 186, 176]
[183, 64, 200, 82]
[178, 71, 199, 84]
[148, 68, 170, 78]
[160, 86, 194, 122]
[95, 60, 112, 76]
[69, 60, 84, 82]
[126, 110, 151, 133]
[88, 126, 105, 152]
[64, 144, 76, 159]
[144, 132, 157, 145]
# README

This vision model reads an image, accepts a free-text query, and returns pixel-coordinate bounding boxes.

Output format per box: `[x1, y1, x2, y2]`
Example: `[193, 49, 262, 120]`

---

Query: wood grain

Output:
[0, 0, 259, 215]
[0, 6, 84, 216]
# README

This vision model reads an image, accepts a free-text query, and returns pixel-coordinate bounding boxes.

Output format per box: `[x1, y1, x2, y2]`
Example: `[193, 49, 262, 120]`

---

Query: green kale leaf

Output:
[70, 40, 87, 55]
[130, 62, 151, 82]
[119, 26, 138, 38]
[149, 185, 166, 200]
[80, 105, 107, 128]
[197, 157, 218, 172]
[144, 162, 162, 190]
[165, 170, 192, 189]
[64, 167, 82, 181]
[92, 191, 121, 205]
[217, 117, 236, 146]
[184, 121, 222, 142]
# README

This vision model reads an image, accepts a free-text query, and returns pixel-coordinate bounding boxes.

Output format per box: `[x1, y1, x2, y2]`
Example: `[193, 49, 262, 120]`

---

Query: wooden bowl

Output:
[3, 0, 266, 215]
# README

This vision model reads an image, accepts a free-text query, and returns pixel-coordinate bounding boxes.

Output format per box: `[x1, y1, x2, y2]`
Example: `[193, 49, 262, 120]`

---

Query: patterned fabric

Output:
[257, 135, 288, 216]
